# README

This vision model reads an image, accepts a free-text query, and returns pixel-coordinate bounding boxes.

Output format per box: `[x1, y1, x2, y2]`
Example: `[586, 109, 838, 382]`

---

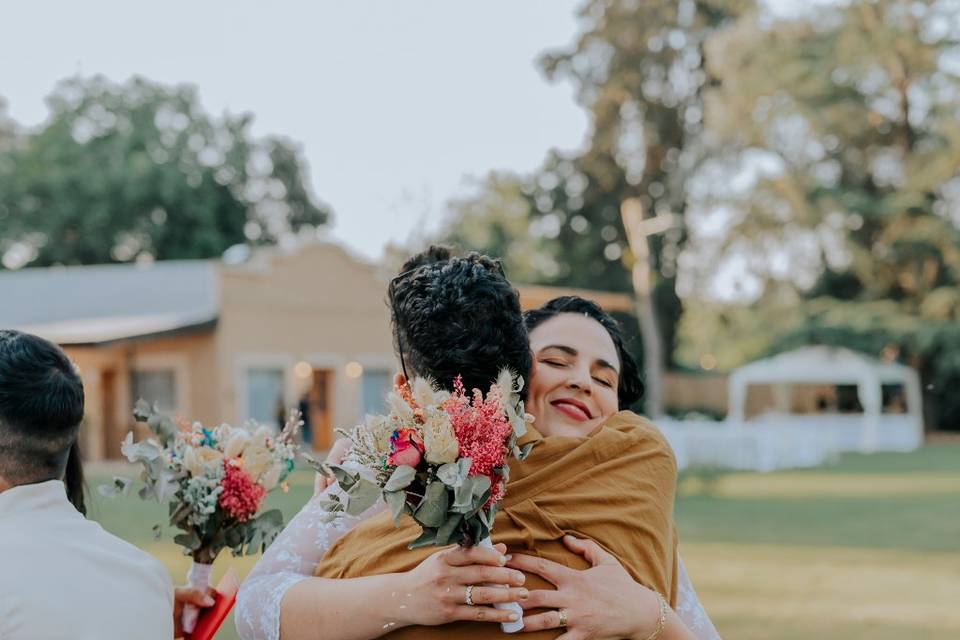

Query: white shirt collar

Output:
[0, 479, 70, 519]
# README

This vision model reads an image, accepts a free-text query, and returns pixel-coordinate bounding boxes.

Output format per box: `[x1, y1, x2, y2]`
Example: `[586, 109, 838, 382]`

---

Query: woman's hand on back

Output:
[508, 535, 676, 640]
[398, 542, 528, 627]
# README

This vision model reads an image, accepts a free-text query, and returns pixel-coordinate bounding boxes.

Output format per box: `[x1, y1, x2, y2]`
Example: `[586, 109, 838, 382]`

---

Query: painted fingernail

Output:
[504, 554, 513, 562]
[513, 572, 525, 584]
[518, 589, 529, 599]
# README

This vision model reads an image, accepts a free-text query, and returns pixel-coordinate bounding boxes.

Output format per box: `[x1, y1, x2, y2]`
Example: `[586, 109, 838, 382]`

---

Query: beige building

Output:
[8, 244, 396, 460]
[6, 243, 636, 460]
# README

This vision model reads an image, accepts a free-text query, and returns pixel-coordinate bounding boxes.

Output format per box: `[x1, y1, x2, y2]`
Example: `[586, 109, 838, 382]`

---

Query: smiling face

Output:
[526, 313, 621, 437]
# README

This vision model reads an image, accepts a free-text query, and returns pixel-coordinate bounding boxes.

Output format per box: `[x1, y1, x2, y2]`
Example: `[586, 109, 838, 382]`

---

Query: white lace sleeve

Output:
[675, 552, 721, 639]
[234, 482, 386, 640]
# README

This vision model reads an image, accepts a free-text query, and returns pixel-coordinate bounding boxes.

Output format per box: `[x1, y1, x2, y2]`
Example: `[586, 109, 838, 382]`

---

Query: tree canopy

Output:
[0, 76, 330, 269]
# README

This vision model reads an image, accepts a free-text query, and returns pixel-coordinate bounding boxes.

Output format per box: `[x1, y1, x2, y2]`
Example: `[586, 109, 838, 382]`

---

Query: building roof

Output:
[1, 260, 219, 345]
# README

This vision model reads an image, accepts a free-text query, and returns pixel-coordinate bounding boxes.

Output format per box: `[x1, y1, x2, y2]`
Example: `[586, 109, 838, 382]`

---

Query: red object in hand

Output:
[187, 567, 240, 640]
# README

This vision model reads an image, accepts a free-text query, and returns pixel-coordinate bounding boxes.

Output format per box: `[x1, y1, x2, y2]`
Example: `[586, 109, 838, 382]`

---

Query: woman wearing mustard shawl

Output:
[238, 248, 703, 640]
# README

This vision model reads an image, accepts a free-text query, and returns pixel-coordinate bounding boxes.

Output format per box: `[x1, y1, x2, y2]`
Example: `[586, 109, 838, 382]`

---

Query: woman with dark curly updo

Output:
[386, 246, 531, 400]
[238, 248, 703, 640]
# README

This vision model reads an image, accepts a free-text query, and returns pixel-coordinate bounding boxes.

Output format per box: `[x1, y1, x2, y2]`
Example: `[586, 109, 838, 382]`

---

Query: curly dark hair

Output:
[523, 296, 643, 410]
[389, 246, 532, 399]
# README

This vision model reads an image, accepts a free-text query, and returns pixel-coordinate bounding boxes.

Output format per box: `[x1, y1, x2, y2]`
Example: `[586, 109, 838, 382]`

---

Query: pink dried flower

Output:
[444, 376, 511, 481]
[218, 461, 266, 522]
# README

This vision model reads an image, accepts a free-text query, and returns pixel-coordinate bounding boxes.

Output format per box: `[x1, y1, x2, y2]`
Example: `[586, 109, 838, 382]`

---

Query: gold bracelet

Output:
[643, 592, 668, 640]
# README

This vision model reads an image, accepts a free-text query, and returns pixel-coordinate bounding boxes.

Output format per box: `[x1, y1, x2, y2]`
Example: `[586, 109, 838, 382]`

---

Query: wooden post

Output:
[620, 198, 679, 419]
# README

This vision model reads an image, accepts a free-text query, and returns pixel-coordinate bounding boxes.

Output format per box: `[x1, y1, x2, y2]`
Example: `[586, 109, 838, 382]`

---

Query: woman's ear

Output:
[394, 372, 407, 388]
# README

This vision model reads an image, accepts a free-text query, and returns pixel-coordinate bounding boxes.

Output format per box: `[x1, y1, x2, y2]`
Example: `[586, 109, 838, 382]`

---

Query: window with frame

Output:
[246, 368, 285, 428]
[361, 369, 392, 415]
[131, 369, 177, 412]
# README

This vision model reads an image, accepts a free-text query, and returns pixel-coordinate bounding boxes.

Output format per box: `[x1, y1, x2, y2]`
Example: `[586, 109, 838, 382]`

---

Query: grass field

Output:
[87, 443, 960, 639]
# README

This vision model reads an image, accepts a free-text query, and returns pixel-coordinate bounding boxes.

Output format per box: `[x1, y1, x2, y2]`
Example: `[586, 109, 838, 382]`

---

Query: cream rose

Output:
[183, 446, 224, 476]
[259, 465, 282, 491]
[422, 411, 459, 464]
[243, 444, 274, 481]
[223, 430, 251, 459]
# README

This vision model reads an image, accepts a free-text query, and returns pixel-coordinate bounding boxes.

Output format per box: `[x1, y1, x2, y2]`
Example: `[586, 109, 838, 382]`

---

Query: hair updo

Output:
[389, 246, 532, 398]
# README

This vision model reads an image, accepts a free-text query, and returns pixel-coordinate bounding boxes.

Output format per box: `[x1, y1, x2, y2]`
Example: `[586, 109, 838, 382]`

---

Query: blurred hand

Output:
[313, 437, 352, 495]
[397, 542, 528, 627]
[507, 535, 663, 640]
[173, 585, 216, 639]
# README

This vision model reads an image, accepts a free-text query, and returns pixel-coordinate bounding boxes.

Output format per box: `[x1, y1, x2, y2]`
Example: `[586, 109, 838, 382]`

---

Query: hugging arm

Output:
[509, 536, 702, 640]
[235, 492, 386, 640]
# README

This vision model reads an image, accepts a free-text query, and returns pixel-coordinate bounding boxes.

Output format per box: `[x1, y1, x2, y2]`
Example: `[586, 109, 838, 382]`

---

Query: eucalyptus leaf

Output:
[471, 474, 491, 498]
[519, 442, 534, 461]
[246, 528, 263, 555]
[384, 490, 409, 526]
[435, 462, 464, 487]
[384, 465, 416, 492]
[414, 481, 449, 528]
[253, 509, 284, 530]
[407, 527, 438, 550]
[97, 476, 131, 498]
[132, 398, 153, 422]
[435, 513, 463, 547]
[120, 432, 162, 463]
[174, 531, 201, 552]
[345, 478, 381, 515]
[329, 465, 359, 490]
[453, 476, 477, 509]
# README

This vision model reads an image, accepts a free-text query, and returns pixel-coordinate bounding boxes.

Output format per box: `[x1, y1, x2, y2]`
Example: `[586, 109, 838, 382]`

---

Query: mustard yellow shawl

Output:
[316, 411, 678, 639]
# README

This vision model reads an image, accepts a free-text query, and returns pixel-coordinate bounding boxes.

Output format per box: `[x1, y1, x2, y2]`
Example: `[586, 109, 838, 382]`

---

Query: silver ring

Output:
[558, 608, 568, 628]
[464, 584, 475, 606]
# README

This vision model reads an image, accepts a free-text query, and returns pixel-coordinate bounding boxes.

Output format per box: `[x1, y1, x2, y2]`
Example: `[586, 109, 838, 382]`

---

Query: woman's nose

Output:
[566, 367, 592, 393]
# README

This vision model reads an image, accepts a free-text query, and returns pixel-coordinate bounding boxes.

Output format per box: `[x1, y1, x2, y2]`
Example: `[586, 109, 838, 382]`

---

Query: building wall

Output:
[215, 243, 396, 447]
[66, 331, 216, 461]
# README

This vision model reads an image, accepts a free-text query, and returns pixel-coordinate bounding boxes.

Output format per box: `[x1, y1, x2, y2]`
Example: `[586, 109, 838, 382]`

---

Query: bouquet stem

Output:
[478, 537, 524, 633]
[182, 560, 214, 634]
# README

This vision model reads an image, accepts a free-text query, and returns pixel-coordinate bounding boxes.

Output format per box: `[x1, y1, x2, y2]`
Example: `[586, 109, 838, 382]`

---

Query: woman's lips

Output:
[550, 399, 592, 421]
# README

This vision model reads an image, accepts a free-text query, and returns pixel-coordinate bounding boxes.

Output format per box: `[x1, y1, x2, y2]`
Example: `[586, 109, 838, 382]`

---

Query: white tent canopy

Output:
[727, 346, 924, 453]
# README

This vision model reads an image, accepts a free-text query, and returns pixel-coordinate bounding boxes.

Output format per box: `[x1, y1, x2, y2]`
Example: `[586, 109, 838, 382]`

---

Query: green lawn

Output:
[87, 443, 960, 639]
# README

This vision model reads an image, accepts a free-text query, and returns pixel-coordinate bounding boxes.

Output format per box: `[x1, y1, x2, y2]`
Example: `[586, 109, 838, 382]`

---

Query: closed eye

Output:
[593, 376, 614, 388]
[541, 359, 568, 367]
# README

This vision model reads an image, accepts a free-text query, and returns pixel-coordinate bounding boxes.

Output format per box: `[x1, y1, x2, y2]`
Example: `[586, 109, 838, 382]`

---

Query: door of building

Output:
[308, 369, 334, 450]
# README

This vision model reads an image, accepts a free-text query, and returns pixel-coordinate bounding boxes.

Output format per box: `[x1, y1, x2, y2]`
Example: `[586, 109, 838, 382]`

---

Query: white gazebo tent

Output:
[727, 346, 924, 453]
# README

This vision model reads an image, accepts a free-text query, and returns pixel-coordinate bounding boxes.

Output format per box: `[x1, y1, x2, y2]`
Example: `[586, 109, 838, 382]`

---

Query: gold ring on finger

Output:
[464, 584, 475, 606]
[558, 608, 568, 628]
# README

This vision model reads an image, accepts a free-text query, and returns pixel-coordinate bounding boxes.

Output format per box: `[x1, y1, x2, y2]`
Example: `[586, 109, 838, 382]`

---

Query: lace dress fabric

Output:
[235, 483, 386, 640]
[235, 489, 720, 640]
[675, 553, 722, 639]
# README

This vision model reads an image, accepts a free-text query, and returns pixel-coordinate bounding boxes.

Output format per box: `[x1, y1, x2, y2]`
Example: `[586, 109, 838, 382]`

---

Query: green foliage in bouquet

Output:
[307, 371, 534, 549]
[99, 400, 296, 564]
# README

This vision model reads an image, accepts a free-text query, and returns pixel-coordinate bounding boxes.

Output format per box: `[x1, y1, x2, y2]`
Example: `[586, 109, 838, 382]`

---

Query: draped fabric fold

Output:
[316, 411, 678, 639]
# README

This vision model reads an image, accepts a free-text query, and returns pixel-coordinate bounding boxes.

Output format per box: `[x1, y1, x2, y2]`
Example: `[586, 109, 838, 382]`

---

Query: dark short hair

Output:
[0, 331, 85, 505]
[389, 246, 532, 398]
[523, 296, 643, 409]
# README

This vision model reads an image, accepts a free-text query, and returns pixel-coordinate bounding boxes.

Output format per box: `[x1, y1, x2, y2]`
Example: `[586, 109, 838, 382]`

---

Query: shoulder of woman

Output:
[598, 411, 677, 471]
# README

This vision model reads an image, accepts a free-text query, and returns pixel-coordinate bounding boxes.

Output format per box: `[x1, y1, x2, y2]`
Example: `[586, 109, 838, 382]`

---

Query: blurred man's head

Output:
[0, 330, 84, 492]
